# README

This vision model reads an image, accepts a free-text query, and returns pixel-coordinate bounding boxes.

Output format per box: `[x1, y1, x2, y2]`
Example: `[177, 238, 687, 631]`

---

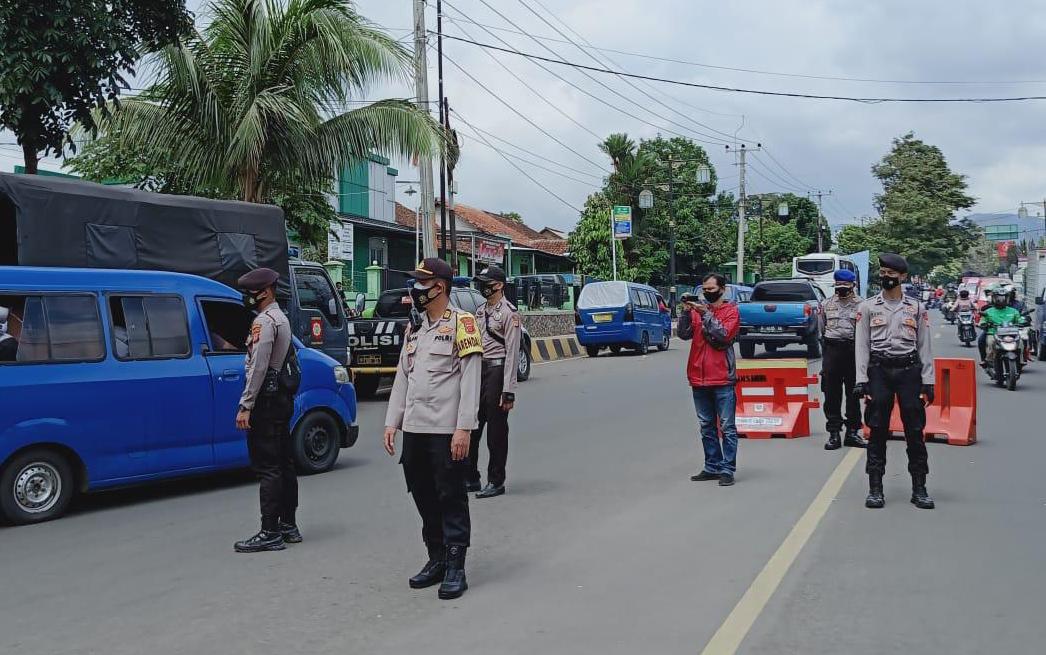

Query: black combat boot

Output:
[824, 431, 842, 450]
[910, 474, 935, 509]
[843, 427, 868, 448]
[438, 545, 468, 600]
[409, 543, 445, 589]
[234, 529, 286, 553]
[865, 474, 885, 509]
[279, 521, 303, 544]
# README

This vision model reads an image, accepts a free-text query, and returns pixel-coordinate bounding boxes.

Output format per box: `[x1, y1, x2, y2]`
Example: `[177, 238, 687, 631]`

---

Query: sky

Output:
[4, 0, 1046, 236]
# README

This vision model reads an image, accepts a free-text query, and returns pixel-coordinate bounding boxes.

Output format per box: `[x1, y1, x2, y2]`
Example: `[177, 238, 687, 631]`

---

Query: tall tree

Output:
[80, 0, 442, 244]
[567, 192, 633, 281]
[0, 0, 191, 173]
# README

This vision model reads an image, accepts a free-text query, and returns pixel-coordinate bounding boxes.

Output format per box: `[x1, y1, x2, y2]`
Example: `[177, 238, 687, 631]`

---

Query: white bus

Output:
[792, 253, 860, 298]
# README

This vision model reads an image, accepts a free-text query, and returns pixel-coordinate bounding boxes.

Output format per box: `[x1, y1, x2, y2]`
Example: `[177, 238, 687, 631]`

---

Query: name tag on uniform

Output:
[871, 316, 887, 327]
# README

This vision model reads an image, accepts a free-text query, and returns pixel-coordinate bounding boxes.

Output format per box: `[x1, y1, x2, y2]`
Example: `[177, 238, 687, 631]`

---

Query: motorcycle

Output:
[1018, 324, 1034, 371]
[987, 324, 1022, 391]
[942, 302, 957, 324]
[957, 311, 976, 346]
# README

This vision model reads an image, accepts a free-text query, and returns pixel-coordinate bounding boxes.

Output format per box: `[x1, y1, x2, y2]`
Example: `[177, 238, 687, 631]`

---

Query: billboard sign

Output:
[612, 205, 632, 239]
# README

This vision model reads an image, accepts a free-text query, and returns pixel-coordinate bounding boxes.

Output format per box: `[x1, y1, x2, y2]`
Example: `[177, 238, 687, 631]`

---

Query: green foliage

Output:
[745, 217, 812, 274]
[963, 235, 1002, 276]
[0, 0, 191, 172]
[927, 261, 962, 286]
[567, 193, 631, 281]
[749, 193, 824, 252]
[79, 0, 442, 246]
[1005, 243, 1019, 267]
[500, 211, 523, 223]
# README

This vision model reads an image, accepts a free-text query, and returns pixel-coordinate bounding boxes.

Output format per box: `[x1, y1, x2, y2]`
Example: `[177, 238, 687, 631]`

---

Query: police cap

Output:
[833, 269, 857, 283]
[473, 265, 507, 284]
[237, 267, 279, 291]
[413, 257, 454, 282]
[878, 252, 908, 273]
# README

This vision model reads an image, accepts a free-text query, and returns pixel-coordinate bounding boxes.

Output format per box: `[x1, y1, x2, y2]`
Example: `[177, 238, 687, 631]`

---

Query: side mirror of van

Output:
[355, 293, 367, 315]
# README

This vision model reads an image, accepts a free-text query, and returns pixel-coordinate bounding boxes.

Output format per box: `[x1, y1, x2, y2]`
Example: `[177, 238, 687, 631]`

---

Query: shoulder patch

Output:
[251, 324, 262, 343]
[512, 314, 521, 328]
[455, 312, 483, 357]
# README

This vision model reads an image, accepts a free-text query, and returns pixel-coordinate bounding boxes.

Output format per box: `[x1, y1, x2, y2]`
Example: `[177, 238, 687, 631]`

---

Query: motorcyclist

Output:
[942, 284, 958, 308]
[978, 285, 1028, 366]
[953, 289, 974, 313]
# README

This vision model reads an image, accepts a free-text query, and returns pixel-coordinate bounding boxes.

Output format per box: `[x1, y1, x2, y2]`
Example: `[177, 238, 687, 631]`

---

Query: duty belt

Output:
[870, 351, 920, 369]
[482, 358, 505, 367]
[824, 337, 855, 345]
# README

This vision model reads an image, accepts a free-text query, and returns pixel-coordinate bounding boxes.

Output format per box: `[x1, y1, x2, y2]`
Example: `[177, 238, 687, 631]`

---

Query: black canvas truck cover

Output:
[0, 173, 290, 296]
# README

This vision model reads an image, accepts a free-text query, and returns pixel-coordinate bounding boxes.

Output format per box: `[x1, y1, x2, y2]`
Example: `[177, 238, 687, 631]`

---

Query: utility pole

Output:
[809, 189, 832, 252]
[727, 143, 760, 284]
[668, 166, 675, 300]
[435, 0, 448, 263]
[412, 0, 437, 259]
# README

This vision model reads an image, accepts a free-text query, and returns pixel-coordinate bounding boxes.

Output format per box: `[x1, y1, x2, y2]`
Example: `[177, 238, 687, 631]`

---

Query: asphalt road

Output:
[1, 317, 1044, 655]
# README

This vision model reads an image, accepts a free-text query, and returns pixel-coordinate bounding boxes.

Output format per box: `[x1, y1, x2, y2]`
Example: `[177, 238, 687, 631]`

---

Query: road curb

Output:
[530, 334, 583, 362]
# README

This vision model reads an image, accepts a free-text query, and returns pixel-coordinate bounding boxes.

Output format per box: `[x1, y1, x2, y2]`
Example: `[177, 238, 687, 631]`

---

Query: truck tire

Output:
[293, 411, 341, 474]
[586, 346, 601, 358]
[610, 345, 622, 355]
[0, 449, 75, 525]
[353, 375, 380, 399]
[739, 340, 756, 359]
[764, 343, 779, 354]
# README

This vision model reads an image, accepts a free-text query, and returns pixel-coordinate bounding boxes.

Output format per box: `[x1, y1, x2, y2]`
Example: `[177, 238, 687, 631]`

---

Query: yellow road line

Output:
[700, 447, 862, 655]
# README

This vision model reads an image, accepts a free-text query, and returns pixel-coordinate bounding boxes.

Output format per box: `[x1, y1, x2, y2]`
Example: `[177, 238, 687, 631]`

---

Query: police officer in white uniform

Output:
[818, 269, 867, 450]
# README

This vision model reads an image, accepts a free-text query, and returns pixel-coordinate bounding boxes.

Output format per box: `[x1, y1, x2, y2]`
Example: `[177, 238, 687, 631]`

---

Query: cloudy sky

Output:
[5, 0, 1046, 234]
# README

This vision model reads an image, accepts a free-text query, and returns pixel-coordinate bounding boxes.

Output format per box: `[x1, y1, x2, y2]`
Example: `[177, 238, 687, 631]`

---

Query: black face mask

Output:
[835, 286, 852, 297]
[880, 275, 900, 290]
[479, 282, 499, 298]
[703, 290, 722, 303]
[242, 291, 264, 310]
[410, 282, 441, 310]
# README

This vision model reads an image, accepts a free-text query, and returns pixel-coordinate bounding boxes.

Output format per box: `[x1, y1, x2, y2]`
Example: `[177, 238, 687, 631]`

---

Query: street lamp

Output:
[638, 189, 654, 209]
[1018, 199, 1046, 248]
[654, 158, 715, 309]
[695, 164, 711, 185]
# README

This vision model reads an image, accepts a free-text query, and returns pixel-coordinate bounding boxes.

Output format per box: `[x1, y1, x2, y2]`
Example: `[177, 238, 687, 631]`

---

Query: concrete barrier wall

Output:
[521, 310, 575, 338]
[530, 334, 583, 362]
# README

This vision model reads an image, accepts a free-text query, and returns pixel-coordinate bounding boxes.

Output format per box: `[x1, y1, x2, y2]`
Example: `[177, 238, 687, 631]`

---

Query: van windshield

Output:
[577, 281, 630, 309]
[795, 258, 835, 275]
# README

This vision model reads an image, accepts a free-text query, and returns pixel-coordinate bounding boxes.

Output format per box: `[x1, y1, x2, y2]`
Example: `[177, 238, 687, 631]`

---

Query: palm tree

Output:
[599, 133, 635, 172]
[97, 0, 442, 206]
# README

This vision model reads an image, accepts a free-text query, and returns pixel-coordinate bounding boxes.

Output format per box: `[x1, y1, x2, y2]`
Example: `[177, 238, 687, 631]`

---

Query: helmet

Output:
[991, 285, 1008, 307]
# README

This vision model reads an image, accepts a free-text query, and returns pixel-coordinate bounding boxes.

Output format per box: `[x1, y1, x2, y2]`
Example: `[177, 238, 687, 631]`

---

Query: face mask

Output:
[835, 286, 852, 297]
[993, 297, 1007, 308]
[880, 275, 900, 290]
[479, 282, 499, 299]
[410, 281, 441, 310]
[703, 290, 722, 303]
[242, 291, 264, 310]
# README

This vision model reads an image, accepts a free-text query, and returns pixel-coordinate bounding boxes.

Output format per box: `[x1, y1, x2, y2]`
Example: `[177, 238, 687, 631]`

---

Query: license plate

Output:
[593, 313, 613, 323]
[759, 326, 783, 333]
[356, 355, 381, 365]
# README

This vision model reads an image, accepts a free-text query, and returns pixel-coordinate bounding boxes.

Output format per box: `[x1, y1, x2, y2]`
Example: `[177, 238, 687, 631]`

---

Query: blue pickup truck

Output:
[737, 279, 825, 358]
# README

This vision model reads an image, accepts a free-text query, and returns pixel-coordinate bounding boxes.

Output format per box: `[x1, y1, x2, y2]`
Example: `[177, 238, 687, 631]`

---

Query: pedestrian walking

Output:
[466, 265, 522, 499]
[384, 258, 483, 600]
[234, 268, 302, 553]
[855, 253, 935, 510]
[819, 269, 868, 450]
[678, 273, 741, 486]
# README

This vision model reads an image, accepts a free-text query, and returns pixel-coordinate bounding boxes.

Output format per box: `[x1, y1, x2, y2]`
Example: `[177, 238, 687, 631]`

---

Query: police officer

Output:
[854, 253, 935, 510]
[384, 258, 483, 600]
[467, 265, 522, 499]
[234, 268, 300, 552]
[819, 270, 868, 450]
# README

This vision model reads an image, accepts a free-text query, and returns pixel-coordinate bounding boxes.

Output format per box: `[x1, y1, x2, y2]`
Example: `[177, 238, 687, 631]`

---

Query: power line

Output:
[456, 129, 603, 187]
[441, 34, 1046, 103]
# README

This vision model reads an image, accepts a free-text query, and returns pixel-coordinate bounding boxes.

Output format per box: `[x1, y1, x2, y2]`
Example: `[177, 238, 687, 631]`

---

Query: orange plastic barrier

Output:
[734, 359, 820, 439]
[860, 357, 977, 446]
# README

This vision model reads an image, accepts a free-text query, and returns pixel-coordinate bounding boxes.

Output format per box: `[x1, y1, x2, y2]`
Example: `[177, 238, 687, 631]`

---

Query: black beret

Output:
[473, 265, 507, 283]
[878, 252, 908, 273]
[413, 257, 454, 281]
[237, 267, 280, 291]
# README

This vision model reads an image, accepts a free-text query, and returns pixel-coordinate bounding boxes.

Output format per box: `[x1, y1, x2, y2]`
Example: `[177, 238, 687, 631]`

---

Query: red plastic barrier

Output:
[734, 360, 820, 439]
[861, 357, 977, 446]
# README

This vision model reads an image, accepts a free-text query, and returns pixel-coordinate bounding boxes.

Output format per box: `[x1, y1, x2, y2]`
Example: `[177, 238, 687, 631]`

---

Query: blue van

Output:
[574, 281, 669, 356]
[0, 267, 359, 525]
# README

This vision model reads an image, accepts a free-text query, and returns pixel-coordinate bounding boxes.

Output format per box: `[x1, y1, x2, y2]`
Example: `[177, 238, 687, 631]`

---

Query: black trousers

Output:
[863, 363, 928, 476]
[821, 340, 861, 433]
[468, 363, 510, 488]
[246, 395, 297, 530]
[402, 433, 471, 547]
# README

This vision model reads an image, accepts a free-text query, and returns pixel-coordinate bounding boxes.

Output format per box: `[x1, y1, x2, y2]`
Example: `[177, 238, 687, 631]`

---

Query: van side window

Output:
[109, 296, 191, 360]
[201, 300, 251, 352]
[296, 269, 343, 327]
[630, 288, 643, 307]
[0, 293, 104, 364]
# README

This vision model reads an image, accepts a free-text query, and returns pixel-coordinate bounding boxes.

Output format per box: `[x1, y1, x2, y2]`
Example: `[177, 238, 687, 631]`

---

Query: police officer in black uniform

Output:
[854, 253, 936, 510]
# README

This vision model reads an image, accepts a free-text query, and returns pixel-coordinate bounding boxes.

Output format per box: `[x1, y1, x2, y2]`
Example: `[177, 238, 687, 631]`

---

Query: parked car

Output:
[513, 274, 569, 309]
[0, 266, 359, 525]
[347, 282, 533, 397]
[691, 283, 753, 304]
[575, 281, 669, 356]
[737, 278, 824, 358]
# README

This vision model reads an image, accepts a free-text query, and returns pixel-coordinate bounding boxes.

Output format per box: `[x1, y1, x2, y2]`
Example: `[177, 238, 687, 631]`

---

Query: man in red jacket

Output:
[678, 273, 742, 486]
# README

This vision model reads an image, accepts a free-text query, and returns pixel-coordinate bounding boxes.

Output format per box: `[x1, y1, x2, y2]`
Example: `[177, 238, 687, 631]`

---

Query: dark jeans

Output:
[863, 363, 928, 476]
[246, 394, 297, 530]
[692, 385, 738, 475]
[822, 340, 861, 433]
[468, 362, 510, 487]
[401, 433, 471, 547]
[978, 330, 988, 361]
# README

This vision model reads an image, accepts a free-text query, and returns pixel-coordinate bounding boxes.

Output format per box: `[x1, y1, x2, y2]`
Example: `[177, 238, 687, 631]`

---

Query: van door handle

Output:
[220, 369, 241, 382]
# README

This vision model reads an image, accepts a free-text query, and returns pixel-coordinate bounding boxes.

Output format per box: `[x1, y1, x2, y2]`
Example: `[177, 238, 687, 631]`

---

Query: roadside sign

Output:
[612, 205, 632, 239]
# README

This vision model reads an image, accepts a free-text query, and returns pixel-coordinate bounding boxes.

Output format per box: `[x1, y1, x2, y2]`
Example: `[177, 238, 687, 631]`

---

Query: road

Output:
[2, 317, 1044, 654]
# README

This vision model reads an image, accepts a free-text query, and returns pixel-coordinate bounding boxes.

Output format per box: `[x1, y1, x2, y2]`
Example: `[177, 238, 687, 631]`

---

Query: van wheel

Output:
[517, 347, 531, 382]
[658, 331, 670, 351]
[293, 412, 341, 474]
[635, 332, 650, 355]
[585, 346, 601, 358]
[739, 341, 756, 359]
[353, 375, 380, 399]
[610, 345, 622, 355]
[0, 449, 75, 525]
[765, 344, 778, 354]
